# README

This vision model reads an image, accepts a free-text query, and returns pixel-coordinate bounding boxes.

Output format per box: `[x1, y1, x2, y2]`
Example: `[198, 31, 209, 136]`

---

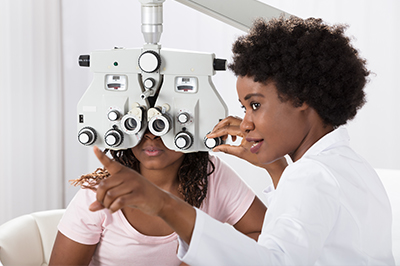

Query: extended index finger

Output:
[93, 146, 123, 175]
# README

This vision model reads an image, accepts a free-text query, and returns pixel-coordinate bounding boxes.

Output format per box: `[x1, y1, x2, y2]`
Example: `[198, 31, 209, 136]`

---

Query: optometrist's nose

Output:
[240, 114, 255, 133]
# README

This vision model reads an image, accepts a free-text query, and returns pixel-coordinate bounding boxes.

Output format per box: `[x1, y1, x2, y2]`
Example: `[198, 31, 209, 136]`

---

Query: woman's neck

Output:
[139, 159, 184, 195]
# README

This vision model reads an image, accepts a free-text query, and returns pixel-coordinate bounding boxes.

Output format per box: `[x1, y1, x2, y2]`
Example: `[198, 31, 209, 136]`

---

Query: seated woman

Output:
[49, 130, 272, 266]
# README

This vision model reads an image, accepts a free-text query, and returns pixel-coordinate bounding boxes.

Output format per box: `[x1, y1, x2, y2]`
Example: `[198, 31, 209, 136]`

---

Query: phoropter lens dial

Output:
[177, 112, 191, 124]
[138, 50, 161, 73]
[107, 110, 121, 121]
[204, 132, 224, 149]
[104, 128, 124, 147]
[147, 106, 171, 137]
[175, 131, 194, 150]
[121, 114, 143, 135]
[78, 127, 97, 146]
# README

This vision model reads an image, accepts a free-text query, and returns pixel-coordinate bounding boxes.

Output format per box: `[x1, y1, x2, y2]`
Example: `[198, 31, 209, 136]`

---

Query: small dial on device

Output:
[104, 128, 124, 147]
[177, 112, 191, 124]
[78, 127, 97, 146]
[174, 131, 194, 150]
[204, 133, 224, 149]
[138, 50, 161, 73]
[144, 78, 155, 89]
[107, 110, 121, 121]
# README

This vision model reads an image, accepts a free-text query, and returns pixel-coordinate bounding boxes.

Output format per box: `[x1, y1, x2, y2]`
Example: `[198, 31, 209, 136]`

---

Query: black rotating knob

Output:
[213, 58, 226, 71]
[104, 128, 124, 147]
[138, 50, 161, 73]
[79, 55, 90, 67]
[78, 127, 97, 146]
[174, 131, 194, 150]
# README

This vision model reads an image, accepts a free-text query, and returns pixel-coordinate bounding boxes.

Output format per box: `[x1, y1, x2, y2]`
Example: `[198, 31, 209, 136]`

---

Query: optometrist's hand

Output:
[207, 115, 261, 166]
[89, 146, 196, 244]
[207, 116, 287, 186]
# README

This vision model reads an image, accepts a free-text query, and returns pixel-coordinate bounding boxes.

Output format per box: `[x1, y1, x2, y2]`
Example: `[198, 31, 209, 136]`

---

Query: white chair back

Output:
[0, 209, 65, 266]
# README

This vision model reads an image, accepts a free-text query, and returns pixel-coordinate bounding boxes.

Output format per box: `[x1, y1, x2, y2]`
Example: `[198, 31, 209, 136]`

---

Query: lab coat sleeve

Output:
[178, 160, 341, 266]
[177, 208, 281, 266]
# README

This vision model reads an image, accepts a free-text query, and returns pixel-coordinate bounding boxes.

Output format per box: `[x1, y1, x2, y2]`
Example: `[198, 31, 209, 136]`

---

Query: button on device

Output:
[177, 112, 190, 124]
[79, 133, 90, 144]
[105, 135, 117, 146]
[144, 78, 155, 89]
[78, 55, 90, 67]
[138, 50, 161, 73]
[104, 129, 124, 147]
[205, 138, 217, 149]
[204, 132, 224, 149]
[213, 58, 227, 71]
[175, 131, 193, 150]
[107, 110, 120, 121]
[78, 127, 97, 146]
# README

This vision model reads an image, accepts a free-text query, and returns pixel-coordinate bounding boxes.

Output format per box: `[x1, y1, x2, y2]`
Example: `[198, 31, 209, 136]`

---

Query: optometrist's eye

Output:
[251, 102, 260, 110]
[240, 105, 246, 113]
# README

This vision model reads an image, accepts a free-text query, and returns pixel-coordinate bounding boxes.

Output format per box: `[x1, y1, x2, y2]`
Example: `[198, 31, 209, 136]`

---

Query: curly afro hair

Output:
[228, 16, 370, 127]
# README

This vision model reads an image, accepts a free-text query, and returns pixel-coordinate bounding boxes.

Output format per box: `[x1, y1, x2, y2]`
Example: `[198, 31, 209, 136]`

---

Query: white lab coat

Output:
[178, 127, 395, 265]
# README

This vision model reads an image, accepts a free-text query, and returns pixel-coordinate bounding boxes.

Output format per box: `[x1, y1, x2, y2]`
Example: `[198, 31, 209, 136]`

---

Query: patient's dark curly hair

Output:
[71, 149, 214, 208]
[228, 16, 370, 127]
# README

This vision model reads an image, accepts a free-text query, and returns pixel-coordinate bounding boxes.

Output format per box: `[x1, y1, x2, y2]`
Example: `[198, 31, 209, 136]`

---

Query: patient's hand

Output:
[89, 146, 168, 215]
[90, 146, 197, 245]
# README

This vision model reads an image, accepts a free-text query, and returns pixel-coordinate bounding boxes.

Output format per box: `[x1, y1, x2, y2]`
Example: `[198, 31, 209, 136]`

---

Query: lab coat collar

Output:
[262, 183, 276, 208]
[301, 126, 350, 158]
[262, 127, 350, 205]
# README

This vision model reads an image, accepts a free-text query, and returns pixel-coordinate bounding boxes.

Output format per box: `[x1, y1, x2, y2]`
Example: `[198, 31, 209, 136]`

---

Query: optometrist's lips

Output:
[246, 138, 264, 154]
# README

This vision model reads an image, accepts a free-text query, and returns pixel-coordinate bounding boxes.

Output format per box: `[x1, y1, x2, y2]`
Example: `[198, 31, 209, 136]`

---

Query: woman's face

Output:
[131, 131, 185, 171]
[237, 76, 312, 164]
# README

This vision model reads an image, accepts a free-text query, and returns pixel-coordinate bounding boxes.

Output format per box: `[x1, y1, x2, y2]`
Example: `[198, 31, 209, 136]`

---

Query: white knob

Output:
[205, 138, 217, 149]
[108, 110, 120, 121]
[176, 137, 188, 149]
[144, 78, 155, 89]
[78, 127, 96, 146]
[79, 133, 90, 144]
[106, 135, 117, 145]
[174, 131, 193, 150]
[104, 129, 123, 147]
[177, 112, 190, 124]
[139, 51, 161, 73]
[204, 133, 223, 149]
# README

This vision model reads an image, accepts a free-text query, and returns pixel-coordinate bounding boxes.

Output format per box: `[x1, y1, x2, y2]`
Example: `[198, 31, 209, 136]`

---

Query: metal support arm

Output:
[174, 0, 290, 32]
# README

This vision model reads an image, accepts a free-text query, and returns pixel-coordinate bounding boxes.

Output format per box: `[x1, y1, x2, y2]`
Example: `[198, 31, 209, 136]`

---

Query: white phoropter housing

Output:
[77, 45, 228, 152]
[77, 0, 288, 152]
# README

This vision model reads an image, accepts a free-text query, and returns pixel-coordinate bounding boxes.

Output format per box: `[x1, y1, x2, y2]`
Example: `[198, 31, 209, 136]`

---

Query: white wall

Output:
[0, 0, 64, 225]
[60, 0, 400, 206]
